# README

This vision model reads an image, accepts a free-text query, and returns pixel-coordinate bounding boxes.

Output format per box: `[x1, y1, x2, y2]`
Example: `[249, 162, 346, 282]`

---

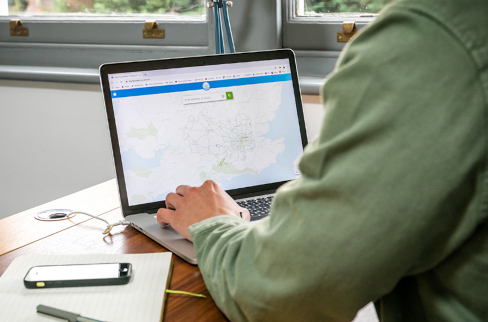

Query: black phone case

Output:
[23, 263, 132, 289]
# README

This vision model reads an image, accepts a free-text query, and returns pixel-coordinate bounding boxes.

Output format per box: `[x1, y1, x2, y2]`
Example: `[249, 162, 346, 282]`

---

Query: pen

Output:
[37, 304, 105, 322]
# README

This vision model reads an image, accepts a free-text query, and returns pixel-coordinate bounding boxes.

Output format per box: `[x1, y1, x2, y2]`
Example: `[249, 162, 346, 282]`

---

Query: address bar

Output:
[183, 91, 233, 105]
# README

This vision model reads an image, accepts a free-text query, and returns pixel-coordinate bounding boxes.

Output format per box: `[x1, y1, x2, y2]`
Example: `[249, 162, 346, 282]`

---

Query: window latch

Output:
[337, 21, 357, 42]
[10, 20, 29, 37]
[143, 21, 165, 39]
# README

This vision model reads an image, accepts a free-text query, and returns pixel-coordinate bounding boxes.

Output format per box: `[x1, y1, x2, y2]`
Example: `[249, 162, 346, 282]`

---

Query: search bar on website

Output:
[183, 92, 233, 105]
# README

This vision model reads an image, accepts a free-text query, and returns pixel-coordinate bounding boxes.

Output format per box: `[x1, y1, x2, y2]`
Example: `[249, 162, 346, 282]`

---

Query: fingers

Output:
[165, 192, 183, 210]
[175, 181, 218, 198]
[157, 192, 183, 226]
[175, 185, 191, 196]
[239, 207, 251, 222]
[157, 208, 173, 226]
[157, 181, 251, 235]
[156, 207, 192, 241]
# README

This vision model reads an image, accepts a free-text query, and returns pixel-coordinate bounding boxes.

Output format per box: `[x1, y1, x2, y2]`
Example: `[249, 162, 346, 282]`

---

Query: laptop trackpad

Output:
[128, 213, 197, 265]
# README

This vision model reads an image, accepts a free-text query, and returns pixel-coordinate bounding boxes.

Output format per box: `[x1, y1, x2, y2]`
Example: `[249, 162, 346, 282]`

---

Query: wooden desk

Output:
[0, 179, 227, 322]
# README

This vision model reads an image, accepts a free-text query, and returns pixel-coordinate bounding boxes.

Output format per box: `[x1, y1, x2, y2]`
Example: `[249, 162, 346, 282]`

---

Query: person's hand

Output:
[157, 180, 251, 241]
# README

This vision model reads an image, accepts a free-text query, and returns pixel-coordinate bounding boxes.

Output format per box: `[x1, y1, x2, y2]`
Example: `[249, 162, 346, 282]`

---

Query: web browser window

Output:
[108, 59, 303, 206]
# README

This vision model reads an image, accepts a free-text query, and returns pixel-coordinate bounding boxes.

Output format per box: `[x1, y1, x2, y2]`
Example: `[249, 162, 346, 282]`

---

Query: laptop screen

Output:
[102, 51, 307, 209]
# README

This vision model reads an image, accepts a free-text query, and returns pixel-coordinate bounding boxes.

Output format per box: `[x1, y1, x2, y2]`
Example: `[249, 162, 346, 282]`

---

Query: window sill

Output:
[0, 65, 99, 84]
[0, 65, 327, 95]
[299, 76, 325, 95]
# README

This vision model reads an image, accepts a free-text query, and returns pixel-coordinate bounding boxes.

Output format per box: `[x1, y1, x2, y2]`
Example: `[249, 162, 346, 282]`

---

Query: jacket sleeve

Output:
[189, 5, 486, 322]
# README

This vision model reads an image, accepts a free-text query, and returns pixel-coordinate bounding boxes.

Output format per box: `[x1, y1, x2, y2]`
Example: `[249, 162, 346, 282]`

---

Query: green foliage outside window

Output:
[303, 0, 395, 14]
[8, 0, 393, 16]
[8, 0, 205, 15]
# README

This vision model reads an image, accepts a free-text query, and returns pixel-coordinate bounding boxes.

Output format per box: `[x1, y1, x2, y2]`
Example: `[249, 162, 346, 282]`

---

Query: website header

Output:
[110, 73, 292, 99]
[108, 58, 291, 91]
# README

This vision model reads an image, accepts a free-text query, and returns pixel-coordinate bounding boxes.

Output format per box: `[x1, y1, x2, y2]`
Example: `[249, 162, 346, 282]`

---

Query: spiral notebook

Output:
[0, 253, 172, 322]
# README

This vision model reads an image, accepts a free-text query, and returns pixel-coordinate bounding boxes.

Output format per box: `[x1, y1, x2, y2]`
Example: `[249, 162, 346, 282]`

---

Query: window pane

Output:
[6, 0, 205, 17]
[296, 0, 395, 16]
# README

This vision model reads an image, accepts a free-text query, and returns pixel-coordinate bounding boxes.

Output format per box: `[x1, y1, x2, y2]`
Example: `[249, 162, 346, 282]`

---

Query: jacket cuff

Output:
[189, 215, 247, 240]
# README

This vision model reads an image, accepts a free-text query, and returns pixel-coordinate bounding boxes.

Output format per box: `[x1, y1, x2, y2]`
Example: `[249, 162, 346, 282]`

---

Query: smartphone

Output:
[24, 263, 132, 289]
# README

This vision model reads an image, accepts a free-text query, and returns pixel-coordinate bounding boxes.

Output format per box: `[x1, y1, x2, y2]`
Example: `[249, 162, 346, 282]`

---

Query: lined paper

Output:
[0, 253, 172, 322]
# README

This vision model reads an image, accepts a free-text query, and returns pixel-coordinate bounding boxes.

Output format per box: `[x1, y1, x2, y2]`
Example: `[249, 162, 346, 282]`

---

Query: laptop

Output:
[99, 49, 308, 264]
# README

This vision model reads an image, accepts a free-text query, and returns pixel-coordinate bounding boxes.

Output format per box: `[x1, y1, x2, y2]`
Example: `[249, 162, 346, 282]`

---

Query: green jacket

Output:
[189, 0, 488, 320]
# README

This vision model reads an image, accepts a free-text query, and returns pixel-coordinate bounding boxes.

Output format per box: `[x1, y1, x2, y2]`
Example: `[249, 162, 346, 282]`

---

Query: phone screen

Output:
[25, 263, 120, 281]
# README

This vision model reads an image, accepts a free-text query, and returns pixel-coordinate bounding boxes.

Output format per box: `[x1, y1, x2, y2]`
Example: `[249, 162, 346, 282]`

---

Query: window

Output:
[297, 0, 393, 16]
[0, 0, 211, 82]
[0, 1, 283, 83]
[2, 0, 209, 50]
[1, 1, 208, 49]
[284, 0, 395, 52]
[283, 0, 393, 81]
[0, 0, 393, 88]
[7, 0, 205, 16]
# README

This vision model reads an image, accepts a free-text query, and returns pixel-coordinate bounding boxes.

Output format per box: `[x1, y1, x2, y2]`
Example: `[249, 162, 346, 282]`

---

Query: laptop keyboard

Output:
[237, 196, 273, 221]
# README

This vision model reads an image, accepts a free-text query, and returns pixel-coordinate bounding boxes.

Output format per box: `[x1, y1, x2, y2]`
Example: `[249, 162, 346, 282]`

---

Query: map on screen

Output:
[109, 60, 303, 206]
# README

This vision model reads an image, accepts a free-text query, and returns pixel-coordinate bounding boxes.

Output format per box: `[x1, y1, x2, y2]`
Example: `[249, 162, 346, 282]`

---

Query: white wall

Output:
[0, 80, 115, 219]
[0, 80, 324, 219]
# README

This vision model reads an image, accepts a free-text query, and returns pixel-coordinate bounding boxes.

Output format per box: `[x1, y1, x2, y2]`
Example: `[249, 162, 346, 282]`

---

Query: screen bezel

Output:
[100, 49, 308, 216]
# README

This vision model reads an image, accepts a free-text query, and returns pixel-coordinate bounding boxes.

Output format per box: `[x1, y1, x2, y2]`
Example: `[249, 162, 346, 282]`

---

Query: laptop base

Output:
[129, 213, 197, 265]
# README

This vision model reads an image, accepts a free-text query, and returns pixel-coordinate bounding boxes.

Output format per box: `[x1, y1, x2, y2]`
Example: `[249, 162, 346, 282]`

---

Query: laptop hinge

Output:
[124, 208, 159, 218]
[232, 189, 276, 200]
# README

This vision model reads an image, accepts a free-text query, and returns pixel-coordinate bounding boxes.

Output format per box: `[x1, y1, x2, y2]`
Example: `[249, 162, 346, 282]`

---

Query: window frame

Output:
[0, 12, 212, 72]
[0, 1, 283, 83]
[0, 14, 209, 46]
[0, 0, 383, 94]
[282, 0, 377, 80]
[283, 0, 376, 51]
